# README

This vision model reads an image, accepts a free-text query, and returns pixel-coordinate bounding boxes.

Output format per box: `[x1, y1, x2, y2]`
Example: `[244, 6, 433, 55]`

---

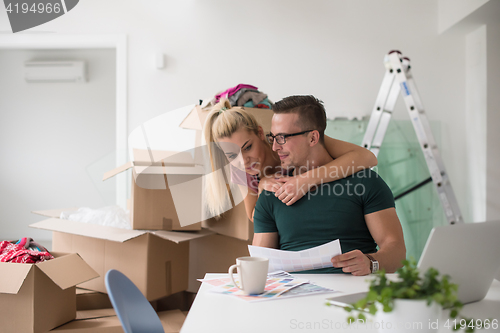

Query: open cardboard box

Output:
[179, 104, 274, 241]
[31, 209, 214, 301]
[0, 252, 99, 333]
[103, 149, 204, 231]
[76, 288, 112, 311]
[51, 308, 186, 333]
[187, 233, 252, 293]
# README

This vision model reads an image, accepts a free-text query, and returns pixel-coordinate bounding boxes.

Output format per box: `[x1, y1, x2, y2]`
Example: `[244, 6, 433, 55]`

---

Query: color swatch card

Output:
[248, 239, 341, 272]
[199, 271, 335, 302]
[197, 271, 294, 287]
[209, 276, 309, 302]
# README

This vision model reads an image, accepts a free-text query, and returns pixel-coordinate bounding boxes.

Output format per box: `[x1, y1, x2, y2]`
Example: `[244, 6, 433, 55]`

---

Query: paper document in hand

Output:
[248, 239, 341, 272]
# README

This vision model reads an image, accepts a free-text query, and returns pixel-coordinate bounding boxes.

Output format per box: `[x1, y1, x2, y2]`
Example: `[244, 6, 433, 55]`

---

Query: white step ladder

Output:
[362, 50, 463, 225]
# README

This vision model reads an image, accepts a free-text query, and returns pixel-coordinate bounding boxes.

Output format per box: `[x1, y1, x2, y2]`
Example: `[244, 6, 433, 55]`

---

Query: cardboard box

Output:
[0, 252, 99, 333]
[76, 288, 112, 311]
[188, 233, 252, 293]
[103, 149, 204, 231]
[51, 308, 186, 333]
[179, 104, 273, 241]
[30, 213, 214, 301]
[155, 290, 197, 312]
[201, 200, 254, 241]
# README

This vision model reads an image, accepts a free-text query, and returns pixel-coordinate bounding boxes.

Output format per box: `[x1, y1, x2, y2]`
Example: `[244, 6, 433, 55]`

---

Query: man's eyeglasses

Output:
[266, 130, 314, 145]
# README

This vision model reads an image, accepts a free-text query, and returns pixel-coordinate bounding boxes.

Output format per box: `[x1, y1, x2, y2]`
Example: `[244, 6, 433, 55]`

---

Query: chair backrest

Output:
[105, 269, 165, 333]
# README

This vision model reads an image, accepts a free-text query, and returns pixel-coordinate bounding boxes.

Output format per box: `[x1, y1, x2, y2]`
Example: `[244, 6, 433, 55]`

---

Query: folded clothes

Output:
[243, 97, 272, 109]
[214, 84, 258, 103]
[15, 237, 47, 252]
[229, 88, 259, 106]
[236, 90, 268, 106]
[0, 238, 54, 264]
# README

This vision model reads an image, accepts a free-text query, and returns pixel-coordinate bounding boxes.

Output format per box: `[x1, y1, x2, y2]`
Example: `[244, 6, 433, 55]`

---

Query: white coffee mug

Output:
[228, 256, 269, 295]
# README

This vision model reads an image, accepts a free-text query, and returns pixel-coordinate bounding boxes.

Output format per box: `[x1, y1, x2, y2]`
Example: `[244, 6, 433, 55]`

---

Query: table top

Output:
[180, 273, 500, 333]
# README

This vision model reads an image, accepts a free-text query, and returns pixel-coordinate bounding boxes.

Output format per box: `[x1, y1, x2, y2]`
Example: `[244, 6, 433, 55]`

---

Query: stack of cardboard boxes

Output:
[179, 104, 274, 292]
[0, 250, 191, 333]
[1, 105, 273, 332]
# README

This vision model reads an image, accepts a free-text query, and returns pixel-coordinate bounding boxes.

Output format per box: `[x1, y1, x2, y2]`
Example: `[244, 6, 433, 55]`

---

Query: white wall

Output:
[439, 0, 500, 281]
[440, 0, 500, 222]
[485, 14, 500, 221]
[0, 1, 463, 120]
[438, 0, 490, 33]
[0, 49, 116, 243]
[0, 1, 497, 233]
[465, 25, 487, 222]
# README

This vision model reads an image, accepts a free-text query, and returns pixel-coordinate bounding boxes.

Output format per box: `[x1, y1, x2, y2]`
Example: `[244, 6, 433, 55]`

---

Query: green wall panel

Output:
[325, 118, 447, 262]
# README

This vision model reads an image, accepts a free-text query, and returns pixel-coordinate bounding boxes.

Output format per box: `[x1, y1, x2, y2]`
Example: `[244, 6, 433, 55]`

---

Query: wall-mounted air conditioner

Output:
[24, 61, 86, 83]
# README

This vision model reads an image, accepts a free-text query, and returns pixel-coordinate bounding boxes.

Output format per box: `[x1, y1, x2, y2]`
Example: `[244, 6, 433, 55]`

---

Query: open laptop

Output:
[327, 220, 500, 307]
[418, 220, 500, 303]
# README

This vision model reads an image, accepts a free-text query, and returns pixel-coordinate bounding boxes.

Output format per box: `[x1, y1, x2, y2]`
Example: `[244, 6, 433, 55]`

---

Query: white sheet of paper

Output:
[248, 239, 341, 272]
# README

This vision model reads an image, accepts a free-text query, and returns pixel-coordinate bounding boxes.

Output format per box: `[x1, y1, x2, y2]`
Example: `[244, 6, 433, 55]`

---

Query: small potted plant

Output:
[339, 259, 479, 333]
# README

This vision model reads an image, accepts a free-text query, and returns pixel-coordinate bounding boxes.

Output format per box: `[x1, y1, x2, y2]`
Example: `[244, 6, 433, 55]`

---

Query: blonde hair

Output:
[203, 99, 261, 217]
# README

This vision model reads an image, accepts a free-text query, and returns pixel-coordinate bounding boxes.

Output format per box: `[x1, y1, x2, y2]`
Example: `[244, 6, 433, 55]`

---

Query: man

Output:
[252, 95, 406, 276]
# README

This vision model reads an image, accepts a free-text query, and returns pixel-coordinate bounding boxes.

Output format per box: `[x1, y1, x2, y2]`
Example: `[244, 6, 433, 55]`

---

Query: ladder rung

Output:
[394, 177, 433, 201]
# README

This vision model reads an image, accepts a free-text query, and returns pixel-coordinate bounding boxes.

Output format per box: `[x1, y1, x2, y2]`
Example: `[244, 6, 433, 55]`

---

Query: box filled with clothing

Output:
[30, 211, 214, 301]
[180, 104, 273, 143]
[0, 247, 98, 333]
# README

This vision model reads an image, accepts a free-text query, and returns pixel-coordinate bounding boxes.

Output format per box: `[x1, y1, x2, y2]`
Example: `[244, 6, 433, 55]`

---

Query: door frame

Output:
[0, 33, 128, 207]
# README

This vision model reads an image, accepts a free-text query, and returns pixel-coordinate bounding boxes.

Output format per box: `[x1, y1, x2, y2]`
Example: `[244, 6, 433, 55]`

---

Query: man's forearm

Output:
[364, 207, 406, 273]
[369, 240, 406, 273]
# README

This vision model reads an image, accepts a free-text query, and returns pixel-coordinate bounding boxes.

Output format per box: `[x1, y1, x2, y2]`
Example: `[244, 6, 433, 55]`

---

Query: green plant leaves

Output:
[366, 290, 377, 302]
[338, 259, 477, 332]
[382, 303, 393, 312]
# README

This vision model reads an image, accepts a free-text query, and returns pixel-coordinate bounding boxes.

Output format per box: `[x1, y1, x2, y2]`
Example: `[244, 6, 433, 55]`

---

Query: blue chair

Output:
[105, 269, 165, 333]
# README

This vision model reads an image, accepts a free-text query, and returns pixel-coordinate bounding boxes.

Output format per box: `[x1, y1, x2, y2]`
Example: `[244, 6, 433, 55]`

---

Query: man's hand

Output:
[330, 250, 371, 276]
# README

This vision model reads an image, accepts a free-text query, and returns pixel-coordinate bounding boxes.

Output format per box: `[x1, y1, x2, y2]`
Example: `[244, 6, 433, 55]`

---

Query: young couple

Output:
[204, 95, 405, 276]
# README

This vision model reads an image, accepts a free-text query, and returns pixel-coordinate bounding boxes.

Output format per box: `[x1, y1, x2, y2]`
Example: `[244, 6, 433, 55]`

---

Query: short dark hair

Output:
[273, 95, 327, 144]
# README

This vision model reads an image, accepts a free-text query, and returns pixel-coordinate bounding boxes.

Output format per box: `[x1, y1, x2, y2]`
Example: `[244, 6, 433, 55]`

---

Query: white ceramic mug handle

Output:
[228, 264, 243, 290]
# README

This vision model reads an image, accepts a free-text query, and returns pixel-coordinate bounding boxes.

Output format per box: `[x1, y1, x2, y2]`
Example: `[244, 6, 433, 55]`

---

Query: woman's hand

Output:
[273, 175, 311, 206]
[258, 176, 283, 194]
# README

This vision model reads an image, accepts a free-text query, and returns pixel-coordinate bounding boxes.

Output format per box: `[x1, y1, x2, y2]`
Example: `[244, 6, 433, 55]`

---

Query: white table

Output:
[181, 273, 500, 333]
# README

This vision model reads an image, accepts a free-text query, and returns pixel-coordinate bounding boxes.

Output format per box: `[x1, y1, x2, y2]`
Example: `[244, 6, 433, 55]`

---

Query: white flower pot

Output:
[375, 299, 442, 333]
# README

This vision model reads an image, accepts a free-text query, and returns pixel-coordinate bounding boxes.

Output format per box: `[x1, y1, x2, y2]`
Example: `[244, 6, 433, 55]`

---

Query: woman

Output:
[203, 99, 377, 221]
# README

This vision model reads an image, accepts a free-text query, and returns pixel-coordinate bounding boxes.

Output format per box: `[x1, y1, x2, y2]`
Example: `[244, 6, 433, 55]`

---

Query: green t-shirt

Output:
[253, 169, 395, 273]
